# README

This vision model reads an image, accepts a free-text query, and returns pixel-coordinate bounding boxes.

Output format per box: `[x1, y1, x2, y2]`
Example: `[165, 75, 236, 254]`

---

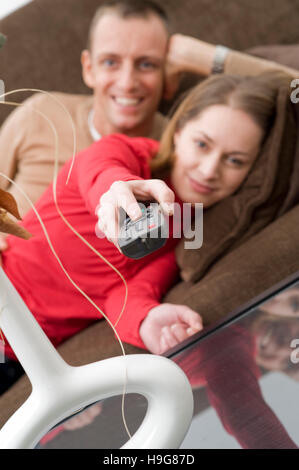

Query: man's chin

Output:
[108, 119, 148, 136]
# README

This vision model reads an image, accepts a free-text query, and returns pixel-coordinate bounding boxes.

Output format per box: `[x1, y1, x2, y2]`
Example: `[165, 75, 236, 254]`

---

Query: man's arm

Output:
[0, 104, 30, 255]
[0, 95, 43, 252]
[0, 105, 25, 191]
[164, 35, 299, 99]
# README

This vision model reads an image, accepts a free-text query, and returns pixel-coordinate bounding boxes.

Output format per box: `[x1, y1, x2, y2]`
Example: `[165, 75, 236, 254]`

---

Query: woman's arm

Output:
[104, 249, 202, 351]
[75, 134, 174, 218]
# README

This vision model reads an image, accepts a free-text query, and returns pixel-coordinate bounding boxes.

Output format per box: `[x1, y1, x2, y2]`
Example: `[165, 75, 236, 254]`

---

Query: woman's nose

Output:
[197, 153, 221, 179]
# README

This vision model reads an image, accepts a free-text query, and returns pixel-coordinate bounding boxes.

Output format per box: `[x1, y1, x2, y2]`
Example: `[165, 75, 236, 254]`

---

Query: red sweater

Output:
[2, 134, 181, 359]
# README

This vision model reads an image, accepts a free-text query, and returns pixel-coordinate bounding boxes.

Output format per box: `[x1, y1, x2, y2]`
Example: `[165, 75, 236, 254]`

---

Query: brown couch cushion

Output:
[176, 81, 298, 283]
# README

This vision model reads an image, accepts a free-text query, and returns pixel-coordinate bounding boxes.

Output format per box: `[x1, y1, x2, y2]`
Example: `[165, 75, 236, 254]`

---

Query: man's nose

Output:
[117, 63, 138, 91]
[197, 153, 221, 179]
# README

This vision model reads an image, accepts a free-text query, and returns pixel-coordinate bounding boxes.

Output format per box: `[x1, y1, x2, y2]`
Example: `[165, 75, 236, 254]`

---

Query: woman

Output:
[1, 71, 290, 363]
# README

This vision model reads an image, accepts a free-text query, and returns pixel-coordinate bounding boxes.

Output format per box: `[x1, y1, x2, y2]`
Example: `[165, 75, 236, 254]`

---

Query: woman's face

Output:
[260, 287, 299, 318]
[171, 105, 264, 207]
[254, 318, 299, 371]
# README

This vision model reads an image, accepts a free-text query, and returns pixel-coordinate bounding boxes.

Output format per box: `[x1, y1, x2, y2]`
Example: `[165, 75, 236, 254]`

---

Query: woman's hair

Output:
[150, 70, 292, 177]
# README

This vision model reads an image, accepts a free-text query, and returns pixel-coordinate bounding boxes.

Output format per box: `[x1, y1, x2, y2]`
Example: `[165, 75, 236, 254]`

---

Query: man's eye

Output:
[102, 59, 116, 67]
[139, 61, 157, 70]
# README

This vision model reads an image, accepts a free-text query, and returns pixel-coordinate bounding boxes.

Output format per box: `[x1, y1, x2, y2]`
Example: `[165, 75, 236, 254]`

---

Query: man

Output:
[0, 0, 296, 219]
[0, 0, 173, 218]
[81, 0, 170, 139]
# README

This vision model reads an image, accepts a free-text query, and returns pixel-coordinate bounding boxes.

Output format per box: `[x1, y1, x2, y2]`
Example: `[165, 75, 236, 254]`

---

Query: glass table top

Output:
[36, 272, 299, 449]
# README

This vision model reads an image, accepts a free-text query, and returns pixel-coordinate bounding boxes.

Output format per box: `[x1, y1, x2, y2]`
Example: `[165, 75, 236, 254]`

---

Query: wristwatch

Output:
[211, 45, 230, 74]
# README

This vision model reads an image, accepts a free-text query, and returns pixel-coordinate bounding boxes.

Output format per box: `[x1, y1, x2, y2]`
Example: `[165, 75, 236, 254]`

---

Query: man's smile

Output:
[112, 95, 144, 108]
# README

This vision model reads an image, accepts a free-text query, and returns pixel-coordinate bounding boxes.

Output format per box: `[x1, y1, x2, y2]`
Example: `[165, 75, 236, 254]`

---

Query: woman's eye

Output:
[289, 296, 299, 313]
[227, 156, 244, 166]
[195, 140, 207, 149]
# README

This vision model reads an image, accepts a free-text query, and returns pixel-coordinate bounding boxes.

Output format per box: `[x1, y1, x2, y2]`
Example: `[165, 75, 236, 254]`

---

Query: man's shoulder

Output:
[23, 91, 93, 112]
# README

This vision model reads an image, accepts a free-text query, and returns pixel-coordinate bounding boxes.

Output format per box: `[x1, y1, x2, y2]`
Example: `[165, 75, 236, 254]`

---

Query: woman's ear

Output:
[81, 49, 95, 89]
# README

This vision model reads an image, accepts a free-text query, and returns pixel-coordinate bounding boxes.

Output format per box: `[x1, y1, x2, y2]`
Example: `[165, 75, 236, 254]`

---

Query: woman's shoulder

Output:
[96, 133, 160, 159]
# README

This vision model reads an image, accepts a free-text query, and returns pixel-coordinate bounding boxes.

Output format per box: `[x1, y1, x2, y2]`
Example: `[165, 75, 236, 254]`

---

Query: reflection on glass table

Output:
[176, 278, 299, 449]
[38, 274, 299, 449]
[37, 394, 148, 449]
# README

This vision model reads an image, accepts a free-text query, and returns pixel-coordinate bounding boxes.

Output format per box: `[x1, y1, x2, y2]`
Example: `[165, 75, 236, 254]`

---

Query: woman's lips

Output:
[188, 176, 215, 194]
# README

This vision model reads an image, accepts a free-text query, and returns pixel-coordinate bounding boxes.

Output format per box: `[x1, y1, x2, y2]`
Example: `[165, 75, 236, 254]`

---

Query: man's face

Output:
[81, 12, 168, 137]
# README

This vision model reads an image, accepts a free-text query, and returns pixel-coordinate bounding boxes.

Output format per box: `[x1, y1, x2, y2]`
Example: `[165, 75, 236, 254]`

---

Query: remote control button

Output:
[135, 221, 144, 231]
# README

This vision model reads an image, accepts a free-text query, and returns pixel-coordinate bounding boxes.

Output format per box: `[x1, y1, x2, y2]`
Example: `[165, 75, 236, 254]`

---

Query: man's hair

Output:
[87, 0, 170, 50]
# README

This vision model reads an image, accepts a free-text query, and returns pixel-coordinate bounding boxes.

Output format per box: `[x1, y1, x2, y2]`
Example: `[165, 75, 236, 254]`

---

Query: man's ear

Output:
[81, 49, 95, 89]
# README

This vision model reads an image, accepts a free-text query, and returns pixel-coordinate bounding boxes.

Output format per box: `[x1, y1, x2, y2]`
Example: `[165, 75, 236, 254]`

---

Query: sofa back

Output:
[1, 0, 299, 125]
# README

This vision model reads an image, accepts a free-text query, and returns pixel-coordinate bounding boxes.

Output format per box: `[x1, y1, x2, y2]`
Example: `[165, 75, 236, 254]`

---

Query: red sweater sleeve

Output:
[104, 250, 180, 349]
[75, 134, 158, 214]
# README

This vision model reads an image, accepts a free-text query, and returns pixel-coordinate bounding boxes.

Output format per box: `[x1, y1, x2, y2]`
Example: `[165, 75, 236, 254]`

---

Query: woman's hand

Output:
[62, 402, 102, 431]
[139, 303, 203, 354]
[96, 179, 175, 250]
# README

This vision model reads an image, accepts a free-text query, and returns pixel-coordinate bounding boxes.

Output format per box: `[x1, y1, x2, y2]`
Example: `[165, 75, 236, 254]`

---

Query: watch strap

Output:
[211, 45, 230, 74]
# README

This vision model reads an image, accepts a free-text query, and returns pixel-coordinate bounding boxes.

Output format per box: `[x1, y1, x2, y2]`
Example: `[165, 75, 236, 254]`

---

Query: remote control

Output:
[118, 202, 167, 259]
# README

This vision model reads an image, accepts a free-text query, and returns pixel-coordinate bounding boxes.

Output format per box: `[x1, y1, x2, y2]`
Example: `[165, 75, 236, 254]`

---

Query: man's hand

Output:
[139, 303, 203, 354]
[164, 34, 185, 101]
[164, 34, 217, 100]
